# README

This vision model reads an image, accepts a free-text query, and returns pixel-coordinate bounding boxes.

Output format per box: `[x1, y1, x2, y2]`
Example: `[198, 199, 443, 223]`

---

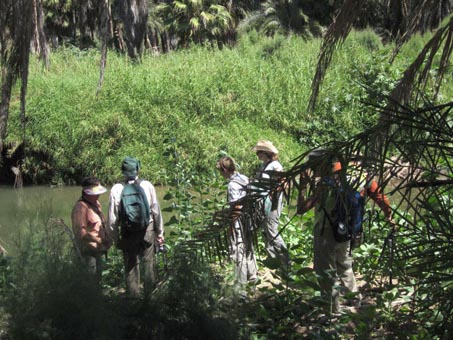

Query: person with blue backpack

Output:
[297, 149, 395, 315]
[108, 156, 165, 299]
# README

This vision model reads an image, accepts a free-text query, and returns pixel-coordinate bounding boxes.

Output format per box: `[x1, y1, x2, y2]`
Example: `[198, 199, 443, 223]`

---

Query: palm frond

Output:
[286, 96, 453, 335]
[389, 16, 453, 106]
[307, 0, 364, 114]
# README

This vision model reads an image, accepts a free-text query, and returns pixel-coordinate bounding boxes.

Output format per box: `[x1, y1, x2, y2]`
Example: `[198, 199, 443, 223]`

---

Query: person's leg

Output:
[336, 243, 361, 305]
[246, 245, 258, 281]
[123, 248, 140, 298]
[95, 254, 103, 282]
[233, 242, 248, 286]
[142, 231, 157, 299]
[313, 223, 341, 314]
[262, 206, 289, 267]
[83, 254, 97, 275]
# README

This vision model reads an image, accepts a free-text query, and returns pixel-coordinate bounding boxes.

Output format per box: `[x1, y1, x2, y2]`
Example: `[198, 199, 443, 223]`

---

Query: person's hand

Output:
[387, 218, 397, 232]
[156, 235, 165, 245]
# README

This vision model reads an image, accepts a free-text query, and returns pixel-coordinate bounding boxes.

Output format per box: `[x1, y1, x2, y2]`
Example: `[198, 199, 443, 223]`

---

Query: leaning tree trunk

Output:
[117, 0, 148, 59]
[0, 0, 34, 155]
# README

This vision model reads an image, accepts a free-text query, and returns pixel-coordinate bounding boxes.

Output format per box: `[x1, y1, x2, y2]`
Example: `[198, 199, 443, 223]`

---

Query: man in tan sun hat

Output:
[71, 176, 111, 281]
[251, 140, 290, 269]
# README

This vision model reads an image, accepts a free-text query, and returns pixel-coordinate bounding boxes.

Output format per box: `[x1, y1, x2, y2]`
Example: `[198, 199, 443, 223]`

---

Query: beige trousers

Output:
[313, 216, 359, 313]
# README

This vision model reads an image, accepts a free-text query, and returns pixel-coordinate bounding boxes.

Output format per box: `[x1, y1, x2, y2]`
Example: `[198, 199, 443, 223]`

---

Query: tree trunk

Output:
[388, 0, 406, 38]
[32, 0, 49, 69]
[0, 70, 13, 154]
[149, 28, 160, 55]
[97, 0, 111, 95]
[117, 0, 148, 59]
[161, 31, 171, 53]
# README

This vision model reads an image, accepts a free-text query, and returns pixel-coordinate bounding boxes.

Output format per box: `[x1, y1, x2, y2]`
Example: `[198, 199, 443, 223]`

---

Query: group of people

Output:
[215, 140, 290, 296]
[71, 140, 395, 316]
[71, 156, 164, 299]
[216, 142, 395, 314]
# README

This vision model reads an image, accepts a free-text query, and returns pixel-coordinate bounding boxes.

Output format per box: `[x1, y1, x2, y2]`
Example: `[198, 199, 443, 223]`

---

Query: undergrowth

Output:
[4, 29, 432, 186]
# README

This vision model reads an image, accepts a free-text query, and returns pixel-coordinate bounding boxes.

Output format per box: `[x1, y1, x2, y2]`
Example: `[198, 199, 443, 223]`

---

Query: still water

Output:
[0, 184, 169, 254]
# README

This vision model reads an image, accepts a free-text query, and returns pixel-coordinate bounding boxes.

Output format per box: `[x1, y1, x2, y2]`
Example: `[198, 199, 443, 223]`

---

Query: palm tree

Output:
[114, 0, 149, 59]
[156, 0, 234, 48]
[239, 0, 325, 37]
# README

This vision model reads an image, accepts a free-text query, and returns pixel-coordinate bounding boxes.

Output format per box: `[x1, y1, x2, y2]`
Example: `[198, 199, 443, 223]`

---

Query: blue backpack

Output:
[119, 180, 150, 232]
[323, 177, 366, 244]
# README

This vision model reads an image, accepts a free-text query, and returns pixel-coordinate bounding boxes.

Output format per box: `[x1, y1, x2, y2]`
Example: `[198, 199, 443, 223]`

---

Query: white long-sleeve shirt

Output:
[108, 178, 164, 241]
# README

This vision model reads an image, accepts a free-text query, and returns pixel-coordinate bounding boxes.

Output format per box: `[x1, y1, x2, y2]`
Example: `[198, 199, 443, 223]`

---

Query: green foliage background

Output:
[5, 29, 432, 185]
[2, 29, 453, 339]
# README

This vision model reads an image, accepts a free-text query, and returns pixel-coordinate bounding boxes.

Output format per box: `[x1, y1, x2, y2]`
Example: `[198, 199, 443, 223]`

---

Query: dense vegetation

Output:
[1, 0, 453, 338]
[5, 30, 420, 186]
[1, 28, 452, 339]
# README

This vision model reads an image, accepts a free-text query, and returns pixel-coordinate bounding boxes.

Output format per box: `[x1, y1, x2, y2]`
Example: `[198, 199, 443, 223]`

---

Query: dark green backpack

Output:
[119, 180, 150, 232]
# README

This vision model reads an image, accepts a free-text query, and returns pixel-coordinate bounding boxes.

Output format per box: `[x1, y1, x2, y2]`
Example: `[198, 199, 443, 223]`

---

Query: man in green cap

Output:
[108, 157, 165, 299]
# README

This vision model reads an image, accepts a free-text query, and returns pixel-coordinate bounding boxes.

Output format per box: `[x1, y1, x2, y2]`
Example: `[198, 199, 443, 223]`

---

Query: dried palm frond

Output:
[389, 16, 453, 106]
[285, 96, 453, 336]
[307, 0, 364, 114]
[308, 0, 453, 115]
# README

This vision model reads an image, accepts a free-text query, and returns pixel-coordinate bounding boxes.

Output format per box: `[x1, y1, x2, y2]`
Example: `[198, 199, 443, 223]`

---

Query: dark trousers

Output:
[122, 230, 157, 299]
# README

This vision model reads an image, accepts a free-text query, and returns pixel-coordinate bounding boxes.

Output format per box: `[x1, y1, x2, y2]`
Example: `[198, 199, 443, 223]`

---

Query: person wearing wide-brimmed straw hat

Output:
[251, 140, 290, 269]
[71, 176, 111, 280]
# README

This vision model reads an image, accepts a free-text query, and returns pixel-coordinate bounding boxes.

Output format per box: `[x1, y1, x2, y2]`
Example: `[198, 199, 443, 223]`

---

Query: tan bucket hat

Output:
[251, 140, 279, 155]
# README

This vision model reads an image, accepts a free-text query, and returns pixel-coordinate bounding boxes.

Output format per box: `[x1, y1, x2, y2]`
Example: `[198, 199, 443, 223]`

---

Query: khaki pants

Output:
[81, 249, 104, 282]
[230, 232, 257, 287]
[262, 203, 290, 268]
[313, 219, 358, 313]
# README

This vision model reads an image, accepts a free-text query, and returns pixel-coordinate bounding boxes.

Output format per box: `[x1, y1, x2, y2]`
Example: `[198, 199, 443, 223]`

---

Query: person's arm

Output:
[107, 184, 122, 243]
[296, 171, 318, 214]
[147, 183, 165, 244]
[367, 179, 396, 227]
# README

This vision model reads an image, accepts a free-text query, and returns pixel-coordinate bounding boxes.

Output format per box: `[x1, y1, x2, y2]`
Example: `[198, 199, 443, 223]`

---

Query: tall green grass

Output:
[6, 30, 448, 185]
